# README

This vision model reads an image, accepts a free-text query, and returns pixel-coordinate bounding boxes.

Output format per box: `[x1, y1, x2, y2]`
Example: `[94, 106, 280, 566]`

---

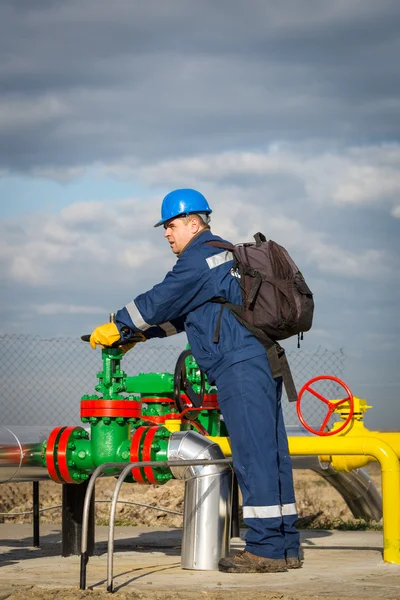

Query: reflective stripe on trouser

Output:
[214, 354, 300, 560]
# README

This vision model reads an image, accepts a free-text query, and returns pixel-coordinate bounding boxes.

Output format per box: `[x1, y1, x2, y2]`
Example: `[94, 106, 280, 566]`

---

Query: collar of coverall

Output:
[177, 228, 211, 258]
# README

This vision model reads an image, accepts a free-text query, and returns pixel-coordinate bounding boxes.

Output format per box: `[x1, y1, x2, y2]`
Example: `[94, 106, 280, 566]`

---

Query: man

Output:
[90, 188, 301, 573]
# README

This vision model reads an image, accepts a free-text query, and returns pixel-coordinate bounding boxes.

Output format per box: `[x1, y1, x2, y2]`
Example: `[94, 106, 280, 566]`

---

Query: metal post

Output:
[33, 481, 40, 547]
[62, 479, 95, 557]
[230, 472, 240, 538]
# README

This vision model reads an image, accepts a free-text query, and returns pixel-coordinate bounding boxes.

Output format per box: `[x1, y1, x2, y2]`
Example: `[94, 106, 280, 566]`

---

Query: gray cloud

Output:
[1, 1, 400, 170]
[0, 1, 399, 428]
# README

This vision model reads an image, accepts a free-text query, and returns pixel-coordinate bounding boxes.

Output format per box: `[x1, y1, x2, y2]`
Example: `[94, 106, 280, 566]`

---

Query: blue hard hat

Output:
[154, 189, 212, 227]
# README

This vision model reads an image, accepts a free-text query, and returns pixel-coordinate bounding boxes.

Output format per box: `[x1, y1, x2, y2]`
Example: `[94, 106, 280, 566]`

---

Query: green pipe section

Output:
[50, 345, 223, 483]
[90, 420, 131, 467]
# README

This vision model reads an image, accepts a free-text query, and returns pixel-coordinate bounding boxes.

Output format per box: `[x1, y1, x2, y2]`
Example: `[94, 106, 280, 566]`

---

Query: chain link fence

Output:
[0, 334, 345, 428]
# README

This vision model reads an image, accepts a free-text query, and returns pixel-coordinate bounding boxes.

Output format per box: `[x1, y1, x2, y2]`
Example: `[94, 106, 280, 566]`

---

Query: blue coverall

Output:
[115, 229, 300, 559]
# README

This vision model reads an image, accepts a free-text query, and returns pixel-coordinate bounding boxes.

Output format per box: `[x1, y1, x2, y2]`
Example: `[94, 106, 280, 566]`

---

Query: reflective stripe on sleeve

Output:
[206, 251, 234, 270]
[159, 322, 178, 336]
[125, 301, 152, 331]
[243, 505, 282, 519]
[281, 503, 297, 516]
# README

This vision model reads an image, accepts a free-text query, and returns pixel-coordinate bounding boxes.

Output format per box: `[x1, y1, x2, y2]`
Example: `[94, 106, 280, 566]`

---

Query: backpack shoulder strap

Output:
[206, 240, 235, 251]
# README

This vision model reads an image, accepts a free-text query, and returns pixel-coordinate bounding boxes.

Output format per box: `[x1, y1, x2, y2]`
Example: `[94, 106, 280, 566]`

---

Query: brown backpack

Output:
[207, 232, 314, 401]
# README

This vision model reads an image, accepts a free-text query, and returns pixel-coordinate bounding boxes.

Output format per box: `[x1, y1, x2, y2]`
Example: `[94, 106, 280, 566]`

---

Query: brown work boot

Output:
[218, 550, 287, 573]
[286, 556, 303, 569]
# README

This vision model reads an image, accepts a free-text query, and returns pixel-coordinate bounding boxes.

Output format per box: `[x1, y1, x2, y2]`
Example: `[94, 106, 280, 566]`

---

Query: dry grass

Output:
[0, 463, 382, 530]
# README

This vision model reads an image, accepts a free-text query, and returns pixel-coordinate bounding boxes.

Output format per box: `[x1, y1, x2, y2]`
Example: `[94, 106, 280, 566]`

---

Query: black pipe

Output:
[80, 551, 89, 590]
[33, 481, 40, 548]
[62, 479, 95, 557]
[230, 472, 240, 538]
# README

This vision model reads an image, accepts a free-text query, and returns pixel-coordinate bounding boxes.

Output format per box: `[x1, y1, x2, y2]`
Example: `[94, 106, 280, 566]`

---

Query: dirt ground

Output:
[0, 464, 388, 600]
[3, 590, 387, 600]
[4, 590, 395, 600]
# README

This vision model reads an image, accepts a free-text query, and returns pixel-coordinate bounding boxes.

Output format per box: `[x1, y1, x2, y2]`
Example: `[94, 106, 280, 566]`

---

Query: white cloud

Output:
[0, 197, 172, 287]
[103, 144, 400, 214]
[60, 201, 113, 226]
[211, 199, 391, 280]
[0, 149, 396, 294]
[265, 216, 390, 279]
[331, 164, 400, 205]
[392, 205, 400, 218]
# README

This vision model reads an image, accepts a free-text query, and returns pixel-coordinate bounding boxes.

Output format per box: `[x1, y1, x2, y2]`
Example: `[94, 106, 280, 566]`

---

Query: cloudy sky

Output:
[1, 1, 399, 429]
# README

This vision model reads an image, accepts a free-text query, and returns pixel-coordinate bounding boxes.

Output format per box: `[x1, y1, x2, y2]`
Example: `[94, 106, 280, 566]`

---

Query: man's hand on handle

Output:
[89, 322, 146, 353]
[90, 322, 121, 349]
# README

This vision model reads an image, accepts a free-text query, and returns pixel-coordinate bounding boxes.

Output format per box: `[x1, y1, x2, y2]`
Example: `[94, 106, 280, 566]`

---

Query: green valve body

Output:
[44, 346, 222, 484]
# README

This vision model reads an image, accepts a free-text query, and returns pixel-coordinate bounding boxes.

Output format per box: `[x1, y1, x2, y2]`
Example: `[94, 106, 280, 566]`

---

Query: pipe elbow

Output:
[167, 430, 229, 480]
[362, 437, 400, 474]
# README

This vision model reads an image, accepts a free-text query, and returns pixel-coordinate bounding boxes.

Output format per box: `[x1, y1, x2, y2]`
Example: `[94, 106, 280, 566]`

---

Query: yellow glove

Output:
[90, 322, 121, 349]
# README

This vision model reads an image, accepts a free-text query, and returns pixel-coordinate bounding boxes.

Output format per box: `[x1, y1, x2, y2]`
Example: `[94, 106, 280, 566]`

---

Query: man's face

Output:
[163, 217, 198, 255]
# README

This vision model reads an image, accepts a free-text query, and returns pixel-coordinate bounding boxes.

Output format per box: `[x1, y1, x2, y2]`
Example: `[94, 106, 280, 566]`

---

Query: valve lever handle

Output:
[80, 334, 141, 347]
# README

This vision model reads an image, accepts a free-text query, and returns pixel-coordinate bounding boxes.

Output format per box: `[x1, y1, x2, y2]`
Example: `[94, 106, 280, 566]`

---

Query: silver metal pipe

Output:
[0, 426, 53, 482]
[290, 454, 382, 521]
[80, 461, 124, 590]
[315, 458, 382, 522]
[105, 457, 230, 592]
[168, 431, 233, 570]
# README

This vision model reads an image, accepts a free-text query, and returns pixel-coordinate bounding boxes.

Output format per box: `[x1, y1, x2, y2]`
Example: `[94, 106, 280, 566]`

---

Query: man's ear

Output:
[190, 216, 201, 233]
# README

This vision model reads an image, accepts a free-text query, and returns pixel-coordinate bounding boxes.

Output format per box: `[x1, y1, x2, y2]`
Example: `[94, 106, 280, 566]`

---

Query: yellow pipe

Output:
[208, 434, 400, 564]
[208, 436, 231, 456]
[164, 419, 182, 433]
[209, 431, 400, 466]
[319, 421, 400, 471]
[318, 453, 372, 472]
[288, 436, 400, 565]
[373, 432, 400, 458]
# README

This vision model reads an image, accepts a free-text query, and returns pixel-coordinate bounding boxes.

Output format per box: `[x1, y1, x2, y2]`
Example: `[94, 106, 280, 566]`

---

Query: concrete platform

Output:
[0, 524, 399, 599]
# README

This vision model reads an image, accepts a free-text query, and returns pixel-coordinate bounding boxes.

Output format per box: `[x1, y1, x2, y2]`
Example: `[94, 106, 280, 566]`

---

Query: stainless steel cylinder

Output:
[290, 453, 382, 521]
[168, 430, 232, 570]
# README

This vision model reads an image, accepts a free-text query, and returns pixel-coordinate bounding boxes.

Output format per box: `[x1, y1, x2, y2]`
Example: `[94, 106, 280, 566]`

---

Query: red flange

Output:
[142, 426, 160, 484]
[142, 397, 175, 404]
[57, 426, 83, 483]
[80, 400, 142, 418]
[297, 375, 354, 436]
[46, 426, 66, 483]
[130, 426, 148, 483]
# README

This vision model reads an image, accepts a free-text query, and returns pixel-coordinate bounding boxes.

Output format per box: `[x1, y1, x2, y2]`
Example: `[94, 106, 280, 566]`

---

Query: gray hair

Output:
[182, 213, 211, 228]
[196, 212, 211, 226]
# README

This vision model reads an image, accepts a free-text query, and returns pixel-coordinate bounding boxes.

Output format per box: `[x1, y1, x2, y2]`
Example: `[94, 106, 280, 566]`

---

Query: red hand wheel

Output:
[296, 375, 354, 436]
